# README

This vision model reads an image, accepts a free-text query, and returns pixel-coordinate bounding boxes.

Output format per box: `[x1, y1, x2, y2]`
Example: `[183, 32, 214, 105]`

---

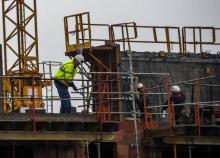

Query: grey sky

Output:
[1, 0, 220, 61]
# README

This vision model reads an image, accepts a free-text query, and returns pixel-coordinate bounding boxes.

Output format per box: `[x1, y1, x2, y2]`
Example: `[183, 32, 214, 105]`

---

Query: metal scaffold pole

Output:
[128, 50, 140, 158]
[79, 48, 86, 110]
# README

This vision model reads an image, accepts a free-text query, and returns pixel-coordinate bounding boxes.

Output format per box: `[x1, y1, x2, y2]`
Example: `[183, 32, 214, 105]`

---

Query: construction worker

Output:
[135, 83, 152, 117]
[54, 54, 84, 113]
[162, 85, 186, 124]
[135, 83, 145, 113]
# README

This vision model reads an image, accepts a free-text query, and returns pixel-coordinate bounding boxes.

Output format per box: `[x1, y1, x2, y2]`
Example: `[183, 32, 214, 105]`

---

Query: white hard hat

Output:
[137, 83, 143, 89]
[75, 54, 84, 63]
[171, 85, 180, 92]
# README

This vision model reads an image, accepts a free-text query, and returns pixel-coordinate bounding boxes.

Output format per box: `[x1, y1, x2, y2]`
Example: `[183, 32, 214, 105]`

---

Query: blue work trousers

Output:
[54, 79, 71, 113]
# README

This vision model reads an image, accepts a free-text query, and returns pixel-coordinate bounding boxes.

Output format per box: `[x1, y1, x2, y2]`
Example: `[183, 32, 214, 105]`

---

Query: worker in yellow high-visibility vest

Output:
[54, 54, 84, 113]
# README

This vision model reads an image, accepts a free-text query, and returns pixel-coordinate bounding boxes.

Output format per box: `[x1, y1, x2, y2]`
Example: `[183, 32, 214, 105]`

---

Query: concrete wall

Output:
[120, 52, 220, 108]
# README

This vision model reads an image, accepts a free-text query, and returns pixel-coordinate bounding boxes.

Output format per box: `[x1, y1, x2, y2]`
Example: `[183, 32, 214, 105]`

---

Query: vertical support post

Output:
[182, 28, 186, 53]
[199, 28, 203, 53]
[85, 141, 90, 158]
[64, 17, 69, 51]
[143, 85, 152, 129]
[106, 80, 110, 120]
[188, 146, 193, 158]
[97, 75, 103, 131]
[153, 27, 157, 42]
[75, 16, 80, 46]
[195, 75, 201, 135]
[121, 26, 126, 51]
[128, 50, 140, 158]
[165, 27, 171, 52]
[79, 49, 86, 110]
[193, 28, 196, 53]
[125, 24, 131, 51]
[79, 15, 85, 44]
[33, 0, 39, 71]
[86, 81, 90, 113]
[49, 61, 54, 113]
[42, 62, 48, 112]
[2, 1, 7, 73]
[30, 75, 36, 131]
[0, 44, 3, 112]
[173, 144, 177, 158]
[177, 28, 182, 53]
[11, 79, 15, 112]
[96, 143, 101, 158]
[166, 78, 172, 127]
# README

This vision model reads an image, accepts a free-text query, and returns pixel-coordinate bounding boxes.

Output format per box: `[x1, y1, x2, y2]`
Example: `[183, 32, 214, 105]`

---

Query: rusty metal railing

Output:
[64, 12, 220, 54]
[111, 23, 182, 53]
[182, 27, 220, 54]
[111, 22, 138, 51]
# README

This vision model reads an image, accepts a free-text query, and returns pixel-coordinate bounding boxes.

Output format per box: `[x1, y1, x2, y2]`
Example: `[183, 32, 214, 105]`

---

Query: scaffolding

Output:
[1, 9, 220, 158]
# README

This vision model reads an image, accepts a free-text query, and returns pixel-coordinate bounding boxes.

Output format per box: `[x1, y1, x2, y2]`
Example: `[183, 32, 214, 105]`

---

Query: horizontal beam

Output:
[0, 113, 96, 122]
[0, 132, 115, 141]
[0, 113, 119, 132]
[163, 136, 220, 145]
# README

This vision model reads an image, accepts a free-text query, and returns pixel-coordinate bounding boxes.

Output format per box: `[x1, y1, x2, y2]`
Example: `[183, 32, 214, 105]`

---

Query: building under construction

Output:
[1, 0, 220, 158]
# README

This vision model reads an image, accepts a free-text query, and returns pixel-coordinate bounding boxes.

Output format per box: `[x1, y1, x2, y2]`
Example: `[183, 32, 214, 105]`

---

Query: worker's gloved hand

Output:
[72, 86, 77, 91]
[69, 82, 77, 91]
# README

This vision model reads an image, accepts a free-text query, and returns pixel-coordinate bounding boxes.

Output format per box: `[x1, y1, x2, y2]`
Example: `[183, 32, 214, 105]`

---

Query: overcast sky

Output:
[0, 0, 220, 62]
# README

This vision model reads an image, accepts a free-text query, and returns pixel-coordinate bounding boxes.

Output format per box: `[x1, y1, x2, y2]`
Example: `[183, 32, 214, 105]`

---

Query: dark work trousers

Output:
[54, 79, 71, 113]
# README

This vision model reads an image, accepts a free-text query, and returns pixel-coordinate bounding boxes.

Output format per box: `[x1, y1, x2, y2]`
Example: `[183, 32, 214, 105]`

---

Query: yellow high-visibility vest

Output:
[55, 59, 78, 86]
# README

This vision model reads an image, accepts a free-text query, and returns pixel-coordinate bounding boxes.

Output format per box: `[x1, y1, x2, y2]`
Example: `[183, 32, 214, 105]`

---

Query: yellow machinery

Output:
[2, 0, 45, 112]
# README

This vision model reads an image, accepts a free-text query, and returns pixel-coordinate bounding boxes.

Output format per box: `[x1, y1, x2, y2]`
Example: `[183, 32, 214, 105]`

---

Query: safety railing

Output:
[182, 27, 220, 54]
[89, 24, 113, 46]
[1, 73, 220, 135]
[64, 12, 220, 54]
[143, 75, 220, 134]
[111, 23, 182, 53]
[64, 12, 91, 54]
[39, 61, 62, 113]
[111, 22, 138, 51]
